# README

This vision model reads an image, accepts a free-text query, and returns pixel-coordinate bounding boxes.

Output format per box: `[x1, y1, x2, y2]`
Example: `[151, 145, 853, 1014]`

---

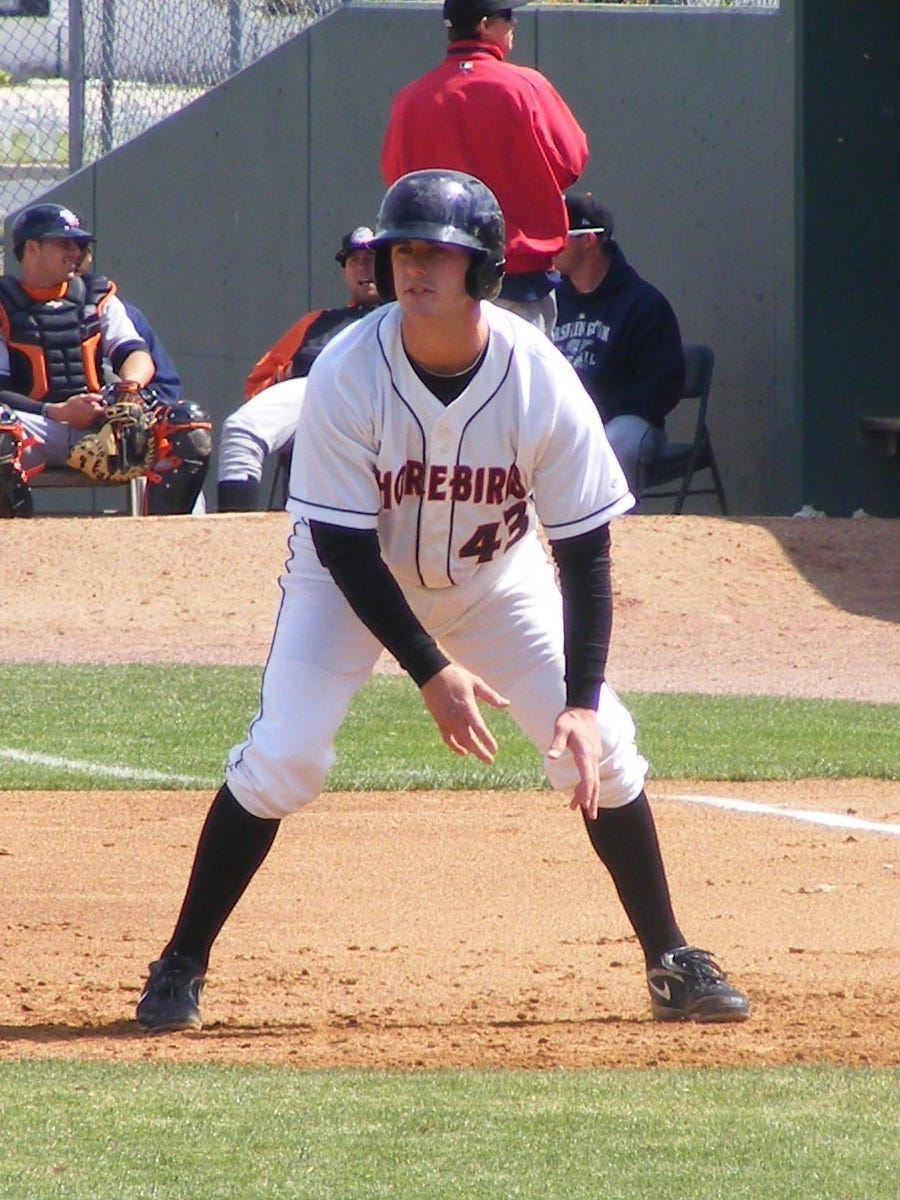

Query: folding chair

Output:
[640, 342, 729, 514]
[28, 466, 146, 516]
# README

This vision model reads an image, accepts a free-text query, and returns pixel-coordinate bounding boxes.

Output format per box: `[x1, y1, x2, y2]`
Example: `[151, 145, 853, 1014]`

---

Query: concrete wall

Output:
[7, 2, 816, 515]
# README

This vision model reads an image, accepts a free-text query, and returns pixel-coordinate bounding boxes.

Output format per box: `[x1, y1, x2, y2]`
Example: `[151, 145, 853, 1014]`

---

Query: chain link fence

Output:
[0, 0, 339, 268]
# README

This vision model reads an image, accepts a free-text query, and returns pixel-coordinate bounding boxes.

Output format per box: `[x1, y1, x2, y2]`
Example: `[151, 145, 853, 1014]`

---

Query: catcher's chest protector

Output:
[290, 306, 371, 378]
[0, 274, 109, 400]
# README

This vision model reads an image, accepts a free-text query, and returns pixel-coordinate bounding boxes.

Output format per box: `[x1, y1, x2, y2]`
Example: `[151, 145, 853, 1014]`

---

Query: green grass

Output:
[0, 1062, 896, 1200]
[0, 664, 897, 789]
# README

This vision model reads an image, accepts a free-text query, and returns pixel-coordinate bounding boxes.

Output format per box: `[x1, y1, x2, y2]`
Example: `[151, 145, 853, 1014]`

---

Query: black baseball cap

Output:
[11, 203, 95, 258]
[335, 226, 375, 265]
[564, 194, 614, 238]
[443, 0, 528, 27]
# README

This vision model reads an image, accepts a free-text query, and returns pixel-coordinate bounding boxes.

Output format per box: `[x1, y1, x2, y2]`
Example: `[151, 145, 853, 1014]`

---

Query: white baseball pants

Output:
[226, 523, 648, 819]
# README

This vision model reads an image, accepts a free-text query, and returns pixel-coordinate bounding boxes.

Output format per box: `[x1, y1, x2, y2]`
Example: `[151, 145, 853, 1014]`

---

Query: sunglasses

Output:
[491, 8, 514, 21]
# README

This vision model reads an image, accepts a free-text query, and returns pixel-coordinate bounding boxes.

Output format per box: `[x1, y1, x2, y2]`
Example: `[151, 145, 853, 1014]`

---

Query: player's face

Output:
[26, 237, 89, 287]
[342, 248, 379, 307]
[390, 240, 472, 318]
[481, 10, 516, 55]
[552, 232, 591, 278]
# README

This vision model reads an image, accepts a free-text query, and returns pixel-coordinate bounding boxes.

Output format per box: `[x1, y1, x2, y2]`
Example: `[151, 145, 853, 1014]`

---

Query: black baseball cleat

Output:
[136, 953, 206, 1033]
[647, 945, 750, 1023]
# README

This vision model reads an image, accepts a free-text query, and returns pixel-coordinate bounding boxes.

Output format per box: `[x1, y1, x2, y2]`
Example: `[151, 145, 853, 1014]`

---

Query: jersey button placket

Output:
[421, 423, 453, 586]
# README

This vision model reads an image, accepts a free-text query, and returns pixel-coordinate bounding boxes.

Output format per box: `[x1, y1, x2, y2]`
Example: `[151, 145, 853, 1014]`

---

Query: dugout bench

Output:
[28, 465, 146, 516]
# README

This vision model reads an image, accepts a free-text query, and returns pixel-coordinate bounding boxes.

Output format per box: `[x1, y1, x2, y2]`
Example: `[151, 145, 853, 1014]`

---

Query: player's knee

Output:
[225, 748, 334, 819]
[544, 748, 647, 809]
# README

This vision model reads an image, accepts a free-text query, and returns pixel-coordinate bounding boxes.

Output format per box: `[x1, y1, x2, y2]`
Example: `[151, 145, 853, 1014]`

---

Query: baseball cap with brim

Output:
[335, 225, 375, 265]
[443, 0, 528, 26]
[564, 194, 614, 237]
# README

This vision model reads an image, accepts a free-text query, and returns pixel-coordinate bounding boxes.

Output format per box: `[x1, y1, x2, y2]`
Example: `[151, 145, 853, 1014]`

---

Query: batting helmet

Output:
[11, 203, 95, 261]
[372, 169, 506, 302]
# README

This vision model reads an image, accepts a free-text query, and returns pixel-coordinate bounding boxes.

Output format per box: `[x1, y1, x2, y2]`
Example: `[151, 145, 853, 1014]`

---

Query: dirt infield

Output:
[1, 514, 898, 1069]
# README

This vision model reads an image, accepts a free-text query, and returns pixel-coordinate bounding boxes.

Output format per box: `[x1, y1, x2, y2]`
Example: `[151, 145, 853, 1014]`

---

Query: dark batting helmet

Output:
[372, 169, 506, 302]
[11, 203, 95, 261]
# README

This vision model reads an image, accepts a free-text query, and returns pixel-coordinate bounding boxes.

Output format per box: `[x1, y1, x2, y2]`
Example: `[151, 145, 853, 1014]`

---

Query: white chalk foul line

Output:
[0, 747, 213, 789]
[663, 791, 900, 837]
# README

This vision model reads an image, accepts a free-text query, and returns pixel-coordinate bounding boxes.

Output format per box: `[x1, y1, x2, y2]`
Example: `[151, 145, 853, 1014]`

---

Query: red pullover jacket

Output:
[381, 41, 588, 276]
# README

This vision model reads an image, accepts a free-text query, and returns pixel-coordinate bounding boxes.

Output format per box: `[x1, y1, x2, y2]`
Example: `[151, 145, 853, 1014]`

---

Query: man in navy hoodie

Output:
[553, 194, 685, 499]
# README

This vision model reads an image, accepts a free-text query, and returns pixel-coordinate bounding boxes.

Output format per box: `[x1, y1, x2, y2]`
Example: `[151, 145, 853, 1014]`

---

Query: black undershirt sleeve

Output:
[310, 520, 450, 687]
[549, 523, 613, 711]
[109, 338, 150, 375]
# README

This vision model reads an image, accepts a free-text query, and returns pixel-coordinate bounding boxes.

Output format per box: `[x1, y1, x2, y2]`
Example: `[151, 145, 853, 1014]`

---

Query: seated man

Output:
[0, 204, 210, 517]
[552, 195, 685, 499]
[217, 227, 383, 512]
[0, 203, 153, 517]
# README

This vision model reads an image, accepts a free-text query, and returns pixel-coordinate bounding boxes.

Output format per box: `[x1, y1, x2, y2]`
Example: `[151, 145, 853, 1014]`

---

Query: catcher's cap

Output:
[443, 0, 527, 26]
[11, 203, 95, 259]
[335, 226, 375, 266]
[564, 193, 614, 238]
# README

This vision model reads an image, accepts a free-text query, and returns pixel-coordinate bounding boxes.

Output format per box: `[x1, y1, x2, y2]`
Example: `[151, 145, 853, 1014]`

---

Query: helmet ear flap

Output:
[373, 244, 396, 301]
[465, 252, 504, 301]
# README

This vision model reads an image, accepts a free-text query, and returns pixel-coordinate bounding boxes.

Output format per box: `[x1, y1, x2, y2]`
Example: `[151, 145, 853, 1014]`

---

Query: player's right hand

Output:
[547, 707, 602, 820]
[420, 663, 510, 765]
[45, 393, 106, 429]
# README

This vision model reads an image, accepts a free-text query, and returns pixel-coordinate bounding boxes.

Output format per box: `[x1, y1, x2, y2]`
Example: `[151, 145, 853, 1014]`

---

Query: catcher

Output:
[0, 203, 210, 517]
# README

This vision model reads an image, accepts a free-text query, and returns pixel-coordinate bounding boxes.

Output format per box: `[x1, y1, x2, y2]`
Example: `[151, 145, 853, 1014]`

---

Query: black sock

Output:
[583, 790, 684, 967]
[163, 783, 279, 969]
[217, 477, 261, 512]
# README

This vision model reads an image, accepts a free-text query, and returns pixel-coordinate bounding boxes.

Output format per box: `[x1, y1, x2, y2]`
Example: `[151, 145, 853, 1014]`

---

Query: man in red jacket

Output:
[381, 0, 588, 332]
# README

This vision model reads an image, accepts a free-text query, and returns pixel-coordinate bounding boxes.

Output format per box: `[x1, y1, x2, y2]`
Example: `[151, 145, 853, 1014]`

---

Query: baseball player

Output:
[137, 170, 750, 1033]
[0, 204, 210, 517]
[0, 204, 153, 517]
[217, 227, 382, 512]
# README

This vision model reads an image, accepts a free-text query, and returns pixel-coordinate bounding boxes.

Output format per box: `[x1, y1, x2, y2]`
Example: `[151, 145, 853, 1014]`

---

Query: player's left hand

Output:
[547, 707, 602, 820]
[420, 663, 510, 765]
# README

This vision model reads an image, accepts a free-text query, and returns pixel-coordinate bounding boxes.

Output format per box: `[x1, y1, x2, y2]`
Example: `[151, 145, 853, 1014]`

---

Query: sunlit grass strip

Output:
[1, 665, 897, 790]
[0, 1061, 896, 1200]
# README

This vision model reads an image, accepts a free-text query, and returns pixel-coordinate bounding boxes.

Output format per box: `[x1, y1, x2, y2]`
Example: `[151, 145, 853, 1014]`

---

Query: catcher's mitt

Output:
[65, 381, 163, 483]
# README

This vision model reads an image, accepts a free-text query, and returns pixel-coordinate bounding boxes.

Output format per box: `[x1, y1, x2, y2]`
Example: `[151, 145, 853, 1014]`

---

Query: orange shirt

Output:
[243, 309, 324, 400]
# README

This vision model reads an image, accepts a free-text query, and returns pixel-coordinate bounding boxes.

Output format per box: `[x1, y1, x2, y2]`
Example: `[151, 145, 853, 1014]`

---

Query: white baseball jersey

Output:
[289, 302, 633, 588]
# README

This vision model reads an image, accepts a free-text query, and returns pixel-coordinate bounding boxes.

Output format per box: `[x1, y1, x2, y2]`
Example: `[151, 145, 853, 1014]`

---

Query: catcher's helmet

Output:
[373, 169, 505, 302]
[11, 203, 95, 261]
